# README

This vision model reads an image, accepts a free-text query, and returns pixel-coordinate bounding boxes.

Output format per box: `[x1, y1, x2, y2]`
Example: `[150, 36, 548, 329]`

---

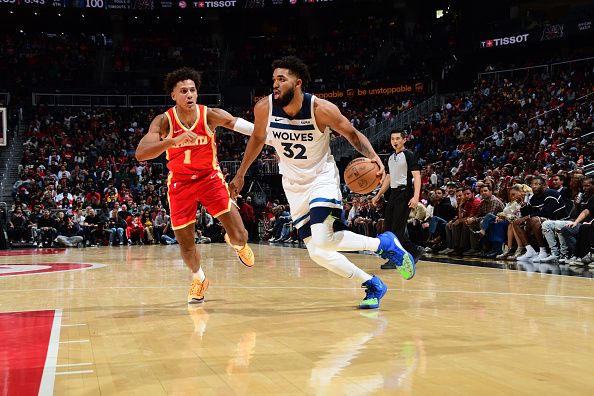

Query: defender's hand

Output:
[173, 131, 198, 146]
[229, 175, 245, 199]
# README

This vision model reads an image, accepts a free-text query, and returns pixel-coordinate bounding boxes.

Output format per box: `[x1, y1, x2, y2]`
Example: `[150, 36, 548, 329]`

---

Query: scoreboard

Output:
[0, 0, 334, 9]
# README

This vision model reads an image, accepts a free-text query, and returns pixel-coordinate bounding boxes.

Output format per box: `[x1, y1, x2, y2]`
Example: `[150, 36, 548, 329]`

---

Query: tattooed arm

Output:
[314, 98, 385, 184]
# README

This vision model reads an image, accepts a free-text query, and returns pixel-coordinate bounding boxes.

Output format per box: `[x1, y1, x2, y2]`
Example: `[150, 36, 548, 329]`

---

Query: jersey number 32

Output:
[281, 143, 308, 159]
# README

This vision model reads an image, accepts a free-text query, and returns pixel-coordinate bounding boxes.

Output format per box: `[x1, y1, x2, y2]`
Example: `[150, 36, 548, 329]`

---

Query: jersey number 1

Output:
[184, 150, 191, 164]
[281, 143, 307, 159]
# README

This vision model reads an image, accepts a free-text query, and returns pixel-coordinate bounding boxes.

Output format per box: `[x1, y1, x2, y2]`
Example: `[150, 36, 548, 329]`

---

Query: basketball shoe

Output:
[359, 275, 388, 309]
[188, 278, 209, 304]
[376, 231, 416, 280]
[224, 233, 255, 267]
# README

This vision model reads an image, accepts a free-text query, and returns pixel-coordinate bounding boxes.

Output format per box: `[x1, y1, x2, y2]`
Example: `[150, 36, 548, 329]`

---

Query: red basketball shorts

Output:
[167, 169, 232, 230]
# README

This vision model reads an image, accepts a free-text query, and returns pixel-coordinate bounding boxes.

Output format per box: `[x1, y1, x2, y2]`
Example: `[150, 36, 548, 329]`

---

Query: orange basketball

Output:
[344, 157, 381, 194]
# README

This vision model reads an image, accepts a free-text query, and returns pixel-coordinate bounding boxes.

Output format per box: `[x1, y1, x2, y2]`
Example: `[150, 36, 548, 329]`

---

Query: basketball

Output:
[344, 157, 381, 194]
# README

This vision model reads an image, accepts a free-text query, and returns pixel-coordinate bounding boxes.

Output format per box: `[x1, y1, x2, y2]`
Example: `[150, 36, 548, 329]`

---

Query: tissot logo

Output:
[480, 33, 529, 48]
[196, 0, 236, 7]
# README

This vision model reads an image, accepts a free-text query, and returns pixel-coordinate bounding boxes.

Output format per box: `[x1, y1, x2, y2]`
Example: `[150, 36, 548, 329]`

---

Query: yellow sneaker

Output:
[188, 278, 209, 304]
[224, 234, 255, 267]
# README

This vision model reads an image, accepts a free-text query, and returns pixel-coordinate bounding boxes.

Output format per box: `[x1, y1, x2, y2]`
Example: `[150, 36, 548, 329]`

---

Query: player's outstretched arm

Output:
[315, 99, 386, 184]
[135, 114, 196, 161]
[207, 107, 254, 137]
[228, 98, 269, 198]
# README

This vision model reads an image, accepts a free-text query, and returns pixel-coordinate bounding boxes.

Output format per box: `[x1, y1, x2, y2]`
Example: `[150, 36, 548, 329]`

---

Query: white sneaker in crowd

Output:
[540, 254, 558, 263]
[531, 251, 549, 263]
[517, 249, 537, 261]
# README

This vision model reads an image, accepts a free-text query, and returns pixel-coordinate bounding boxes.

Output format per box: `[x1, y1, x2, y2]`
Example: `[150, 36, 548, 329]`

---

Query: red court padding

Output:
[0, 310, 57, 396]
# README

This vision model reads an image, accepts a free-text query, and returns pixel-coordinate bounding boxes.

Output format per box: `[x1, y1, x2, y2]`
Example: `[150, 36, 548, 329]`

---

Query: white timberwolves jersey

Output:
[266, 93, 335, 182]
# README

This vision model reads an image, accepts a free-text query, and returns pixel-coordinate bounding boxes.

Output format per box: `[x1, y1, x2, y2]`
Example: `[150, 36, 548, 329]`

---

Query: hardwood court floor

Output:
[1, 243, 593, 395]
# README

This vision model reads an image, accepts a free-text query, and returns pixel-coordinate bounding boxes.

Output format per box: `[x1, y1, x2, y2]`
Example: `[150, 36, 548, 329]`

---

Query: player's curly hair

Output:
[272, 56, 311, 87]
[163, 67, 202, 94]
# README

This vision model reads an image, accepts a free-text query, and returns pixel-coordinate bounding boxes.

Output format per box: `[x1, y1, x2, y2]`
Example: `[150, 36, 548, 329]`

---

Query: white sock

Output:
[525, 245, 537, 255]
[539, 247, 547, 254]
[310, 223, 380, 252]
[192, 267, 206, 282]
[306, 240, 372, 283]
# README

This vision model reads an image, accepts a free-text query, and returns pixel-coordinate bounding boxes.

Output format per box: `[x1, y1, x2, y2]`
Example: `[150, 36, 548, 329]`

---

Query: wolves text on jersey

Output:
[271, 131, 314, 142]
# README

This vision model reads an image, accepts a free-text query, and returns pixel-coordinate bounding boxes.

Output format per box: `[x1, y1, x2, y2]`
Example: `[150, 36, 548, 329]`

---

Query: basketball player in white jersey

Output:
[230, 56, 415, 309]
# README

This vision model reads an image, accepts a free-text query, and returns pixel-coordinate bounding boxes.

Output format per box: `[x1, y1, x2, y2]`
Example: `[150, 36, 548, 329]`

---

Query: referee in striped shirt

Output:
[372, 129, 422, 268]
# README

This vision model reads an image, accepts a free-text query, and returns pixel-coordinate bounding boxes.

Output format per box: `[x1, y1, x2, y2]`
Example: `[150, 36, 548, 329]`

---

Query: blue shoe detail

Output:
[359, 275, 388, 309]
[376, 232, 416, 280]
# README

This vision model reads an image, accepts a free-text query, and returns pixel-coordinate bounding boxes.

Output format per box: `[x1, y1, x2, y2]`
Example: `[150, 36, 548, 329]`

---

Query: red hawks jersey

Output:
[163, 105, 220, 174]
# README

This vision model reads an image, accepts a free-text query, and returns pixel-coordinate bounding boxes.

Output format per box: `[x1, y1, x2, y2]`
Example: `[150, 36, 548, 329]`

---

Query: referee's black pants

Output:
[383, 187, 417, 254]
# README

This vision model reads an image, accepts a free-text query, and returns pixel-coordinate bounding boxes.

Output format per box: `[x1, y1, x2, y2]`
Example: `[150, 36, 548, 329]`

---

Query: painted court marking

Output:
[55, 362, 94, 368]
[1, 284, 591, 301]
[55, 370, 94, 376]
[0, 262, 106, 277]
[0, 309, 62, 396]
[0, 249, 66, 257]
[59, 340, 89, 344]
[39, 309, 62, 396]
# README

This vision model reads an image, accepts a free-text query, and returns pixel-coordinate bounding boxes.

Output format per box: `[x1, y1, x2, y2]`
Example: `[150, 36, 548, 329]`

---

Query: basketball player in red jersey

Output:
[136, 67, 256, 304]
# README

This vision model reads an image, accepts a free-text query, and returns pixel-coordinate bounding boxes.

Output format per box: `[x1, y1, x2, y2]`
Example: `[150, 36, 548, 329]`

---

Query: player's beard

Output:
[273, 86, 295, 107]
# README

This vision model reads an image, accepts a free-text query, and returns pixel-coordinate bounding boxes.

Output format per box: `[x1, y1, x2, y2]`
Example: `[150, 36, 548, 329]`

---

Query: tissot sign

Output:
[195, 0, 237, 7]
[480, 33, 529, 48]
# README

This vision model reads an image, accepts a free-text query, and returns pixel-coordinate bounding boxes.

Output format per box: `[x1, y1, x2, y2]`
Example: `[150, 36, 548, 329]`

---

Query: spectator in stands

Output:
[407, 200, 428, 247]
[439, 188, 464, 254]
[28, 205, 43, 242]
[35, 209, 58, 248]
[514, 176, 568, 262]
[352, 197, 374, 237]
[448, 187, 481, 255]
[239, 196, 257, 241]
[560, 176, 594, 264]
[495, 184, 529, 260]
[572, 221, 594, 265]
[424, 188, 456, 252]
[126, 212, 144, 245]
[463, 184, 505, 257]
[196, 206, 215, 241]
[82, 207, 105, 246]
[153, 208, 169, 243]
[55, 215, 84, 247]
[551, 173, 573, 212]
[7, 207, 30, 244]
[539, 176, 589, 262]
[446, 182, 458, 208]
[108, 207, 126, 246]
[269, 206, 291, 242]
[141, 212, 155, 244]
[72, 208, 86, 226]
[118, 204, 131, 223]
[160, 219, 177, 245]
